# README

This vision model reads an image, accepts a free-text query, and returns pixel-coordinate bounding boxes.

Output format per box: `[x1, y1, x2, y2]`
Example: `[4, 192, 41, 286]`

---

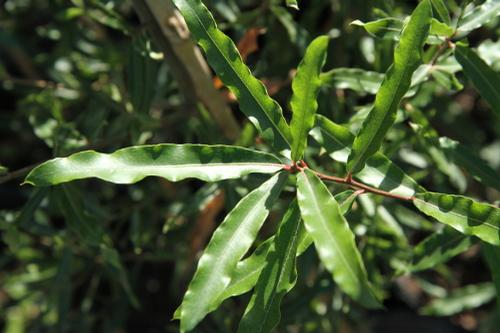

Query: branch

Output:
[132, 0, 241, 141]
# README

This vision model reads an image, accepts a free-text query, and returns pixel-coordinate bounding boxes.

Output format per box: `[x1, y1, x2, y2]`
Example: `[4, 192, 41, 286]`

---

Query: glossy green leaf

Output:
[285, 0, 298, 10]
[438, 137, 500, 192]
[482, 243, 500, 306]
[219, 190, 359, 306]
[455, 45, 500, 117]
[430, 18, 454, 37]
[430, 0, 451, 25]
[173, 0, 292, 151]
[409, 227, 476, 273]
[24, 144, 283, 186]
[347, 0, 432, 174]
[351, 18, 403, 40]
[414, 192, 500, 245]
[320, 68, 384, 95]
[290, 35, 329, 161]
[457, 0, 500, 34]
[296, 169, 381, 308]
[178, 172, 286, 332]
[421, 282, 496, 316]
[238, 200, 301, 333]
[312, 115, 424, 197]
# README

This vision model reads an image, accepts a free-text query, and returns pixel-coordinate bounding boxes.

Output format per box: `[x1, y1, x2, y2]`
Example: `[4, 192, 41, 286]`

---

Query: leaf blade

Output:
[173, 0, 292, 151]
[414, 192, 500, 245]
[347, 0, 432, 174]
[296, 169, 381, 308]
[237, 200, 301, 333]
[457, 0, 500, 34]
[455, 45, 500, 117]
[179, 172, 286, 332]
[312, 115, 424, 197]
[290, 35, 329, 161]
[24, 144, 283, 186]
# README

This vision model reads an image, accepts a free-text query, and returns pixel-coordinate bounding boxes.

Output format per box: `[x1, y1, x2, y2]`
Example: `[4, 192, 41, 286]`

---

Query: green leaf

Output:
[346, 0, 432, 174]
[219, 189, 359, 306]
[173, 0, 292, 151]
[457, 0, 500, 34]
[285, 0, 298, 10]
[51, 184, 103, 246]
[24, 144, 283, 186]
[455, 45, 500, 117]
[312, 115, 424, 197]
[438, 137, 500, 192]
[178, 172, 286, 332]
[100, 245, 139, 308]
[482, 243, 500, 306]
[237, 200, 301, 333]
[430, 0, 451, 25]
[421, 282, 496, 316]
[413, 192, 500, 245]
[290, 35, 329, 161]
[409, 227, 476, 273]
[351, 18, 404, 40]
[296, 169, 381, 308]
[320, 68, 384, 95]
[429, 18, 454, 37]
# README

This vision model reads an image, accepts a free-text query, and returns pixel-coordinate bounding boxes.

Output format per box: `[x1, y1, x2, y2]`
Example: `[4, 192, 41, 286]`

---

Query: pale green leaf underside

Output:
[290, 35, 329, 161]
[455, 45, 500, 117]
[24, 144, 283, 186]
[173, 0, 292, 152]
[420, 282, 496, 316]
[312, 115, 424, 197]
[296, 169, 381, 308]
[238, 200, 301, 333]
[409, 227, 475, 273]
[179, 172, 287, 332]
[457, 0, 500, 33]
[285, 0, 298, 10]
[414, 192, 500, 246]
[347, 0, 431, 174]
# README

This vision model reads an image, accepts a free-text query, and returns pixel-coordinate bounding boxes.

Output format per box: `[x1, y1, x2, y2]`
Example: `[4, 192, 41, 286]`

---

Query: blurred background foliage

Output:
[1, 0, 499, 332]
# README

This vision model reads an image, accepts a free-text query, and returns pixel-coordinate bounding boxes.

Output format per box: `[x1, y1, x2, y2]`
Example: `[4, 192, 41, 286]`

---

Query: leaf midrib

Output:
[302, 174, 360, 284]
[415, 198, 500, 232]
[186, 3, 291, 147]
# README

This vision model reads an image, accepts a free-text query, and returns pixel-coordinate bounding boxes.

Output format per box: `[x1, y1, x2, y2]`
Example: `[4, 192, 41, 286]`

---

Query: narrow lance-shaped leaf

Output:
[457, 0, 500, 34]
[24, 144, 283, 186]
[285, 0, 298, 10]
[482, 243, 500, 306]
[438, 137, 500, 193]
[312, 115, 424, 197]
[173, 0, 292, 152]
[430, 0, 451, 25]
[408, 227, 476, 273]
[346, 0, 432, 174]
[420, 283, 496, 316]
[178, 172, 287, 332]
[290, 35, 329, 161]
[455, 45, 500, 117]
[238, 200, 301, 333]
[320, 68, 384, 95]
[296, 169, 381, 308]
[413, 192, 500, 245]
[217, 190, 358, 306]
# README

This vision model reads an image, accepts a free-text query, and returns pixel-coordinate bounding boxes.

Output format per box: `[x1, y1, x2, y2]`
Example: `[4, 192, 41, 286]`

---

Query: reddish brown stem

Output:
[311, 170, 415, 202]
